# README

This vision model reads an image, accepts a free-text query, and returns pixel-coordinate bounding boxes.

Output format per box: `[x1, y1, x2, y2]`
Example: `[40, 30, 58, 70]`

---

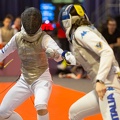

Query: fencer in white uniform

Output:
[0, 7, 76, 120]
[58, 4, 120, 120]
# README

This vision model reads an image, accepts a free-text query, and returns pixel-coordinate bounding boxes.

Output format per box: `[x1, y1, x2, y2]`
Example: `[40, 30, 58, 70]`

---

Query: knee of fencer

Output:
[35, 104, 48, 116]
[69, 105, 76, 119]
[69, 105, 80, 120]
[37, 109, 48, 116]
[0, 107, 12, 119]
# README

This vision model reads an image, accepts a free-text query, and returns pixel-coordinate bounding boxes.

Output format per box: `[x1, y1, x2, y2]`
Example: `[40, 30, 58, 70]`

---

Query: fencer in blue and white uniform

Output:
[59, 4, 120, 120]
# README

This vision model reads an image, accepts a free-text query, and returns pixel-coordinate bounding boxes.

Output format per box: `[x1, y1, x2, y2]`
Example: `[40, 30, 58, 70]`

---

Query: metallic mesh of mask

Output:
[21, 7, 42, 35]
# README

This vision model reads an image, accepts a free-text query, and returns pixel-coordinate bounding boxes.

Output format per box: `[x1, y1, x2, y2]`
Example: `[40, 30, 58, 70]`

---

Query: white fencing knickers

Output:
[0, 68, 52, 120]
[69, 74, 120, 120]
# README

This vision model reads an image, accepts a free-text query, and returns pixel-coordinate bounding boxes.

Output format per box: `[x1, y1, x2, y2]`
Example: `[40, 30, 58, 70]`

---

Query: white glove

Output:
[64, 52, 76, 65]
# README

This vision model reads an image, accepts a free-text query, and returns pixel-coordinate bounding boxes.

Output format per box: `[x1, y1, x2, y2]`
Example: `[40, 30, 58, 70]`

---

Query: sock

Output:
[5, 112, 23, 120]
[37, 113, 49, 120]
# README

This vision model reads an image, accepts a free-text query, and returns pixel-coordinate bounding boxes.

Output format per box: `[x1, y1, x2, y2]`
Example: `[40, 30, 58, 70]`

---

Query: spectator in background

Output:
[102, 17, 120, 48]
[0, 15, 17, 45]
[0, 15, 17, 69]
[102, 17, 120, 65]
[12, 17, 21, 32]
[58, 64, 88, 80]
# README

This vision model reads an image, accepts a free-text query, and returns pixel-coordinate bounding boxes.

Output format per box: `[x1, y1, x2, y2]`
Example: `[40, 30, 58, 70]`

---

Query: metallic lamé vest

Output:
[72, 26, 119, 83]
[15, 31, 48, 84]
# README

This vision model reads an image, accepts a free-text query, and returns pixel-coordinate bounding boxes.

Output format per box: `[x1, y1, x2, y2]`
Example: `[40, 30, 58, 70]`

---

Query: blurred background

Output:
[0, 0, 120, 92]
[0, 0, 120, 28]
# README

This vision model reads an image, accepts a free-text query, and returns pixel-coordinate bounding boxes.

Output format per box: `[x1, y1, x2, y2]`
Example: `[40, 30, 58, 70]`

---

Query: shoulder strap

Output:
[14, 32, 23, 48]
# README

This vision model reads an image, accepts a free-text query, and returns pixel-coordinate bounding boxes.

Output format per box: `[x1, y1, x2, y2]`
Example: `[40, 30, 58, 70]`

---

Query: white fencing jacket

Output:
[72, 25, 120, 83]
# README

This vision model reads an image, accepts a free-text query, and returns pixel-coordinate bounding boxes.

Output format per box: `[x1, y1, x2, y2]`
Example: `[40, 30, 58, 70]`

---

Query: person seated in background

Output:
[101, 17, 120, 65]
[102, 17, 120, 48]
[58, 60, 88, 80]
[0, 14, 17, 45]
[0, 15, 17, 69]
[12, 17, 21, 32]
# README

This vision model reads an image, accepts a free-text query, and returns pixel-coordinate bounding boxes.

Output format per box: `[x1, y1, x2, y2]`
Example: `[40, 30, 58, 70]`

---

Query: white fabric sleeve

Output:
[0, 35, 17, 62]
[42, 34, 63, 62]
[75, 29, 114, 82]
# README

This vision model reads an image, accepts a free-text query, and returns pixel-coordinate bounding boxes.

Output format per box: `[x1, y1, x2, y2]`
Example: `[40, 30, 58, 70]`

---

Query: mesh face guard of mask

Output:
[21, 7, 42, 36]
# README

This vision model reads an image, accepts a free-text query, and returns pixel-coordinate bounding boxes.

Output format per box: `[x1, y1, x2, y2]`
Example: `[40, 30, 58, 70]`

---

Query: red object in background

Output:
[41, 23, 54, 31]
[56, 22, 66, 38]
[0, 43, 4, 48]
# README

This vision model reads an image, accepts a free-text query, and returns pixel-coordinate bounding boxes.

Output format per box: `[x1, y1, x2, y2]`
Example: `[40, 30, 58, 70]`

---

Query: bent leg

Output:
[69, 90, 100, 120]
[0, 78, 32, 120]
[32, 80, 52, 120]
[3, 112, 23, 120]
[99, 87, 120, 120]
[37, 105, 49, 120]
[99, 74, 120, 119]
